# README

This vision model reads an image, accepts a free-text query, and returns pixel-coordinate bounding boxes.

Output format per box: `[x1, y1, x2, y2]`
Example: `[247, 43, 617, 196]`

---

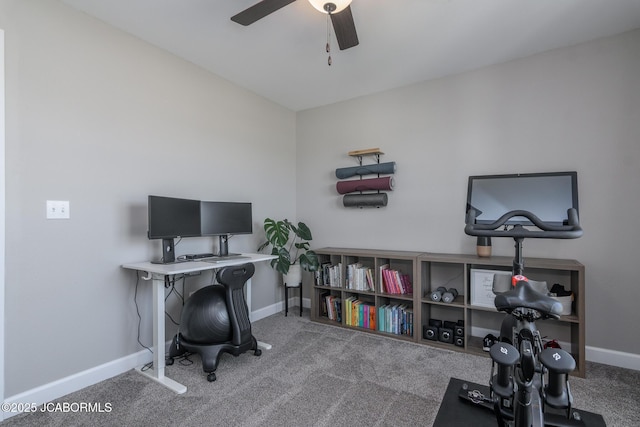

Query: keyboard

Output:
[202, 255, 249, 263]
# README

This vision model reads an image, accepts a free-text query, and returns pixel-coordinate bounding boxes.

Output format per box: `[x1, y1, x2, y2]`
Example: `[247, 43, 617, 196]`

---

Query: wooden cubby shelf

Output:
[312, 248, 585, 377]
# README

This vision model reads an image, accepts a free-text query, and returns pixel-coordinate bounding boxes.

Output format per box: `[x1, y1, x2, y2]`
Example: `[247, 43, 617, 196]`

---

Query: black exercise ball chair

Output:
[168, 263, 261, 382]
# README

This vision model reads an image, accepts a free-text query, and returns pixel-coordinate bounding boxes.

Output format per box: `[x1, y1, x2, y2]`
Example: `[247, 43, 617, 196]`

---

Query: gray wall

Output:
[1, 0, 294, 396]
[297, 29, 640, 356]
[3, 0, 640, 401]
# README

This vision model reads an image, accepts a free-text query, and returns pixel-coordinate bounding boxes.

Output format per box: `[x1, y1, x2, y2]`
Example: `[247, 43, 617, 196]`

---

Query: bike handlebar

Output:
[465, 208, 583, 239]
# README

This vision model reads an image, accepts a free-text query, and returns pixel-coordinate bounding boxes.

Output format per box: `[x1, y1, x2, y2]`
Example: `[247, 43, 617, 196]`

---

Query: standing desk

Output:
[122, 253, 276, 394]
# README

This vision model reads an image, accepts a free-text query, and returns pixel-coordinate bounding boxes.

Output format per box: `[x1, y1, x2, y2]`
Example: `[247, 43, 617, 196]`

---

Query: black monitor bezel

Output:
[466, 171, 579, 226]
[147, 195, 202, 240]
[200, 201, 253, 236]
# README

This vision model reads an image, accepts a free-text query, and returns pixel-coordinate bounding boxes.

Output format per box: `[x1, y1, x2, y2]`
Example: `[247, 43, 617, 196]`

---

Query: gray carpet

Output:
[4, 311, 639, 426]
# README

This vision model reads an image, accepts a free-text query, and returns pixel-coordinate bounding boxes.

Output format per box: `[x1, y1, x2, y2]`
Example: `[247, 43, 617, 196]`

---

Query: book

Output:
[378, 304, 387, 332]
[369, 305, 376, 330]
[379, 264, 389, 293]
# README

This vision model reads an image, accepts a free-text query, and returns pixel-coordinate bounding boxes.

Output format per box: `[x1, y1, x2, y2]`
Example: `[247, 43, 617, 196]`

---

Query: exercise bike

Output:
[461, 206, 585, 427]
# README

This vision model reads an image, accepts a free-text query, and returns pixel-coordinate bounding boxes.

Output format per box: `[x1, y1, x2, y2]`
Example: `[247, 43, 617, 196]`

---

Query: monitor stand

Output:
[151, 238, 176, 264]
[217, 235, 240, 258]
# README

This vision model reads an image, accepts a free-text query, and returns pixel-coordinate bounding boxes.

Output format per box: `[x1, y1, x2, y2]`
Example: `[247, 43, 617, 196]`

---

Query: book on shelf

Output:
[324, 294, 342, 322]
[368, 305, 376, 331]
[321, 261, 342, 287]
[319, 291, 330, 317]
[378, 304, 387, 332]
[344, 297, 376, 330]
[344, 296, 355, 326]
[315, 269, 323, 286]
[380, 267, 413, 295]
[352, 299, 361, 326]
[376, 304, 413, 337]
[346, 263, 375, 291]
[379, 264, 389, 293]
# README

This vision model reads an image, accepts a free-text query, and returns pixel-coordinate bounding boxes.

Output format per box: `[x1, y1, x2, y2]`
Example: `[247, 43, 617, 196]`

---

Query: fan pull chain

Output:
[326, 13, 332, 66]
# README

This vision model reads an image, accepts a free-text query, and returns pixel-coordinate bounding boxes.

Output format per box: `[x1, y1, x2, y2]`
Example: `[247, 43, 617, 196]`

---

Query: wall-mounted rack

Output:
[335, 148, 396, 208]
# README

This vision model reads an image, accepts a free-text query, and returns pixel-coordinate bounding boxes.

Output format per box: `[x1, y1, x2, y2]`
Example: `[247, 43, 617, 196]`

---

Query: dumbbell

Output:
[539, 348, 576, 409]
[430, 287, 448, 302]
[442, 288, 459, 303]
[489, 341, 519, 399]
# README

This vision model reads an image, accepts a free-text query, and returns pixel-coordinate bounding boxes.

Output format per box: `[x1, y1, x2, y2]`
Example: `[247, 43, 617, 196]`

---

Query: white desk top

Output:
[122, 253, 276, 275]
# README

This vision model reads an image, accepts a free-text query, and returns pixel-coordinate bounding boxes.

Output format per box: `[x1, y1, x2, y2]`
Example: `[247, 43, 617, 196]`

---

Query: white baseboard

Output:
[2, 348, 153, 420]
[250, 297, 310, 322]
[2, 302, 291, 420]
[471, 326, 640, 371]
[586, 346, 640, 371]
[6, 303, 636, 421]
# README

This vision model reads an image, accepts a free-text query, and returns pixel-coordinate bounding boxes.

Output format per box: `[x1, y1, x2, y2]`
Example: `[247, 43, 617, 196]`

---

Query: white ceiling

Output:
[61, 0, 640, 111]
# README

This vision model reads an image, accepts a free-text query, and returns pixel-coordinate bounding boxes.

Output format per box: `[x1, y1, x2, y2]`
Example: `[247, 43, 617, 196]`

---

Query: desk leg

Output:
[136, 274, 186, 394]
[246, 278, 272, 351]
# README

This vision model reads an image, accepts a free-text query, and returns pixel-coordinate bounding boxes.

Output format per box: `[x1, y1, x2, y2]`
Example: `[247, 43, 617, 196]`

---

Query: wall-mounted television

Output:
[466, 171, 579, 226]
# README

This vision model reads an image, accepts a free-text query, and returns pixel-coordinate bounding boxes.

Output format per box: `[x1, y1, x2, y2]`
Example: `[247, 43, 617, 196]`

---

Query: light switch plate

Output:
[46, 200, 70, 219]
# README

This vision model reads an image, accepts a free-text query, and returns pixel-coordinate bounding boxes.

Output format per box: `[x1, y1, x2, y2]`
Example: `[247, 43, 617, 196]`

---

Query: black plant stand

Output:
[284, 282, 302, 316]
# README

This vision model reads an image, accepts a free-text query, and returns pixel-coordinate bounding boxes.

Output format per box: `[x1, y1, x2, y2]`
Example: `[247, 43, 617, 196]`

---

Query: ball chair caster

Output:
[254, 348, 262, 357]
[207, 372, 216, 382]
[165, 357, 174, 366]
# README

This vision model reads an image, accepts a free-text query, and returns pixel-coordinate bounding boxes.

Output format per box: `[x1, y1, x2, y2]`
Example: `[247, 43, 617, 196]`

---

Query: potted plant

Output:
[257, 218, 320, 286]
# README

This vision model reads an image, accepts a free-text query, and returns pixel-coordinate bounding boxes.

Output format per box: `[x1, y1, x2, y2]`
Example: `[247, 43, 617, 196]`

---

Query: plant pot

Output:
[283, 263, 302, 287]
[476, 236, 492, 257]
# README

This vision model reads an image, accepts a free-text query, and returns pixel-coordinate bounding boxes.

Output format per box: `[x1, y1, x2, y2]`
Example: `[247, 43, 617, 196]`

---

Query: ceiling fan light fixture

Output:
[308, 0, 352, 14]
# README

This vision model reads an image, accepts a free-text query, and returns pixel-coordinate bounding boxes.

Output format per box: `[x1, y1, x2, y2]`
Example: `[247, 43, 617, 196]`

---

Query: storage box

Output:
[551, 294, 573, 316]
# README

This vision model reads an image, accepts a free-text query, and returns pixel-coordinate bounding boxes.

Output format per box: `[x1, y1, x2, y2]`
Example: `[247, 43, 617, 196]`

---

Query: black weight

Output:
[454, 320, 464, 337]
[430, 287, 447, 302]
[442, 288, 459, 303]
[540, 348, 576, 409]
[428, 318, 442, 328]
[423, 325, 438, 341]
[539, 348, 575, 374]
[490, 342, 519, 366]
[490, 342, 519, 399]
[439, 327, 454, 344]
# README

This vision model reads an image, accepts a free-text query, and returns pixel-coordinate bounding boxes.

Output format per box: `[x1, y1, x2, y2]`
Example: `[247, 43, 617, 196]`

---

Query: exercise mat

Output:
[434, 378, 606, 427]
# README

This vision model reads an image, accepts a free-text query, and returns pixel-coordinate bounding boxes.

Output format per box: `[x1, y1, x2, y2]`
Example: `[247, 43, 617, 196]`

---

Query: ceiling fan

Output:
[231, 0, 359, 51]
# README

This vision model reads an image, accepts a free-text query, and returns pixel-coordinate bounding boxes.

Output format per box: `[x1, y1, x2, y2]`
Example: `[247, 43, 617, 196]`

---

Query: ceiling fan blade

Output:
[231, 0, 297, 26]
[330, 5, 359, 50]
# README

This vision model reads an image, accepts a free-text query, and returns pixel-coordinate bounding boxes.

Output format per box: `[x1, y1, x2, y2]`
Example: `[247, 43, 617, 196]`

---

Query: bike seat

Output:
[494, 280, 563, 319]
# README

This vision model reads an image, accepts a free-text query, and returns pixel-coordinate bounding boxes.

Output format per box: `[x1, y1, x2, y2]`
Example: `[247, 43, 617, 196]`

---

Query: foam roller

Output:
[343, 193, 388, 208]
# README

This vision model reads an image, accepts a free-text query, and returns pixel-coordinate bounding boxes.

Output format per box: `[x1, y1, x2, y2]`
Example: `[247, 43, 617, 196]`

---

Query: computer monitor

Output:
[147, 195, 201, 263]
[200, 201, 253, 256]
[466, 172, 578, 226]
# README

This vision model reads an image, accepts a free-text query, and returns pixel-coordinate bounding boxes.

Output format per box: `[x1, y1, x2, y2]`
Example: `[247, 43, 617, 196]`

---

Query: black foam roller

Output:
[343, 193, 388, 208]
[335, 162, 396, 179]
